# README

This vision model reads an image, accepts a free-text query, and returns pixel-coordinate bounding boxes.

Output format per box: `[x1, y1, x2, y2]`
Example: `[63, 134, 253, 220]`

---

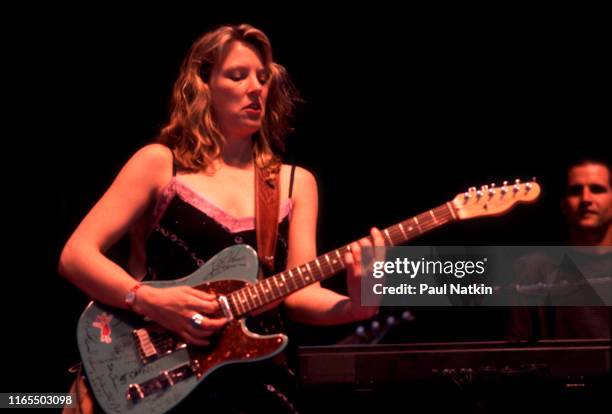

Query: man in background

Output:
[510, 157, 611, 340]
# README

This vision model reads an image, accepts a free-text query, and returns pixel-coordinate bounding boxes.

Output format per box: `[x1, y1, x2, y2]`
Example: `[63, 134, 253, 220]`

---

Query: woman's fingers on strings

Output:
[370, 227, 386, 263]
[371, 227, 385, 246]
[345, 241, 363, 277]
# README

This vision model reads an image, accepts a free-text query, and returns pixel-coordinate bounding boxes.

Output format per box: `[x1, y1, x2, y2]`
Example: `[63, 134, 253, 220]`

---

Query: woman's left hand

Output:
[344, 227, 386, 321]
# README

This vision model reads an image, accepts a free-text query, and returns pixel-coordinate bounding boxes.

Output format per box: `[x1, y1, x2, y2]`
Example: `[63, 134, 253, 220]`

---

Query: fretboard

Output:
[225, 203, 456, 317]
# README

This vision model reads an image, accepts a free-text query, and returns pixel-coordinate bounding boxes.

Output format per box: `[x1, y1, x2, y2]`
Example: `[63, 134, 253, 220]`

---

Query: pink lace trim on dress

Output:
[150, 177, 293, 234]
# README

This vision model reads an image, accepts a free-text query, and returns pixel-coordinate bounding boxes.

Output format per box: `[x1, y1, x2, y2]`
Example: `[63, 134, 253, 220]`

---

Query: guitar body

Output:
[77, 245, 288, 414]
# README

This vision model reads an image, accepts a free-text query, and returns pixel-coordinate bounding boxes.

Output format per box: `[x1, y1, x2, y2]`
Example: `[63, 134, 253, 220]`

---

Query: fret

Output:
[287, 269, 297, 290]
[254, 282, 265, 304]
[240, 289, 252, 311]
[324, 254, 336, 273]
[230, 294, 242, 315]
[256, 281, 266, 300]
[268, 276, 277, 298]
[304, 263, 312, 282]
[280, 273, 288, 292]
[334, 250, 344, 265]
[248, 286, 261, 307]
[263, 280, 274, 301]
[413, 216, 423, 234]
[383, 228, 393, 246]
[272, 275, 284, 296]
[429, 209, 438, 224]
[283, 273, 292, 294]
[237, 293, 246, 315]
[314, 258, 324, 276]
[292, 269, 301, 290]
[295, 266, 304, 287]
[399, 223, 408, 240]
[263, 279, 274, 300]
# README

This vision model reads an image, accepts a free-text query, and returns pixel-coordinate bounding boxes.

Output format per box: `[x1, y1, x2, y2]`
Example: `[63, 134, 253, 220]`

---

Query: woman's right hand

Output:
[133, 285, 228, 346]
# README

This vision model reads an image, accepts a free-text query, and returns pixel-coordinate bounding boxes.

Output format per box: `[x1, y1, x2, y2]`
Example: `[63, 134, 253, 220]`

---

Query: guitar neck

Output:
[225, 202, 457, 317]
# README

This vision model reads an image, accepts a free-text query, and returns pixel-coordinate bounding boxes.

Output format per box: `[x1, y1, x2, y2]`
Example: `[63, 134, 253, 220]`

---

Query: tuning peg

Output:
[532, 176, 537, 182]
[386, 316, 396, 325]
[526, 183, 533, 190]
[476, 190, 483, 199]
[371, 320, 380, 330]
[464, 192, 471, 201]
[356, 326, 365, 336]
[488, 188, 496, 196]
[469, 187, 477, 192]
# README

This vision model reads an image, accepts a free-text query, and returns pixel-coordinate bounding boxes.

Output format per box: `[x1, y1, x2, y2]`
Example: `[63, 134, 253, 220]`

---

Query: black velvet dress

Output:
[141, 162, 300, 413]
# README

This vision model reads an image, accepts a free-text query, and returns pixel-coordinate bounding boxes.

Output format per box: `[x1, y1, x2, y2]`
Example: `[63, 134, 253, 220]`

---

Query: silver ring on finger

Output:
[191, 313, 205, 329]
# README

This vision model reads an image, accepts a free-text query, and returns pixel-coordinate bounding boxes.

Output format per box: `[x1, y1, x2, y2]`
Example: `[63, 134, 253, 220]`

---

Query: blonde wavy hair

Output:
[157, 24, 300, 173]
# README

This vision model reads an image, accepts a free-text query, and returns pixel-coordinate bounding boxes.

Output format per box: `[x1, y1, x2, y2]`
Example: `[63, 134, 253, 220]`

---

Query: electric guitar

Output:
[77, 179, 540, 413]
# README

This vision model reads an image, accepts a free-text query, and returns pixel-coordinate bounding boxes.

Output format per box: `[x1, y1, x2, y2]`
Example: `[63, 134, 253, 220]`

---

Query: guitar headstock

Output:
[452, 178, 541, 220]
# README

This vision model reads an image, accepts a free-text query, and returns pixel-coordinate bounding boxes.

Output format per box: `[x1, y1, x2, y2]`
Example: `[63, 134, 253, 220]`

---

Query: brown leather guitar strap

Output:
[255, 164, 280, 279]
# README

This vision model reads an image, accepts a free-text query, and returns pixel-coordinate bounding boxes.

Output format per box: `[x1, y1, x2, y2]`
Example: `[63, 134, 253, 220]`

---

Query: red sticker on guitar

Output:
[92, 313, 113, 344]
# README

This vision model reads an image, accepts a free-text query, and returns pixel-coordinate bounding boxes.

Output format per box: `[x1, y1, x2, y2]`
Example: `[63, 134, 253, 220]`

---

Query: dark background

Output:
[3, 8, 608, 396]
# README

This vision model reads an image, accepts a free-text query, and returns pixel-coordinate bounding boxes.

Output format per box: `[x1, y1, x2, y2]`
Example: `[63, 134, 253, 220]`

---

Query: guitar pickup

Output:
[132, 328, 186, 364]
[126, 363, 196, 402]
[133, 329, 158, 363]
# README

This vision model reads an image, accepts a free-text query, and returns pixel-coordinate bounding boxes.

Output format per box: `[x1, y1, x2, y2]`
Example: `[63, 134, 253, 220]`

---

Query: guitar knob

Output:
[386, 316, 396, 325]
[488, 188, 496, 196]
[371, 320, 380, 330]
[402, 310, 415, 321]
[356, 326, 365, 336]
[476, 190, 483, 199]
[503, 181, 509, 186]
[515, 178, 521, 184]
[526, 183, 533, 190]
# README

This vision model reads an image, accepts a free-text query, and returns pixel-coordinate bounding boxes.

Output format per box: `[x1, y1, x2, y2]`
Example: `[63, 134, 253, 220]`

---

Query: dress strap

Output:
[288, 165, 296, 198]
[171, 150, 177, 177]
